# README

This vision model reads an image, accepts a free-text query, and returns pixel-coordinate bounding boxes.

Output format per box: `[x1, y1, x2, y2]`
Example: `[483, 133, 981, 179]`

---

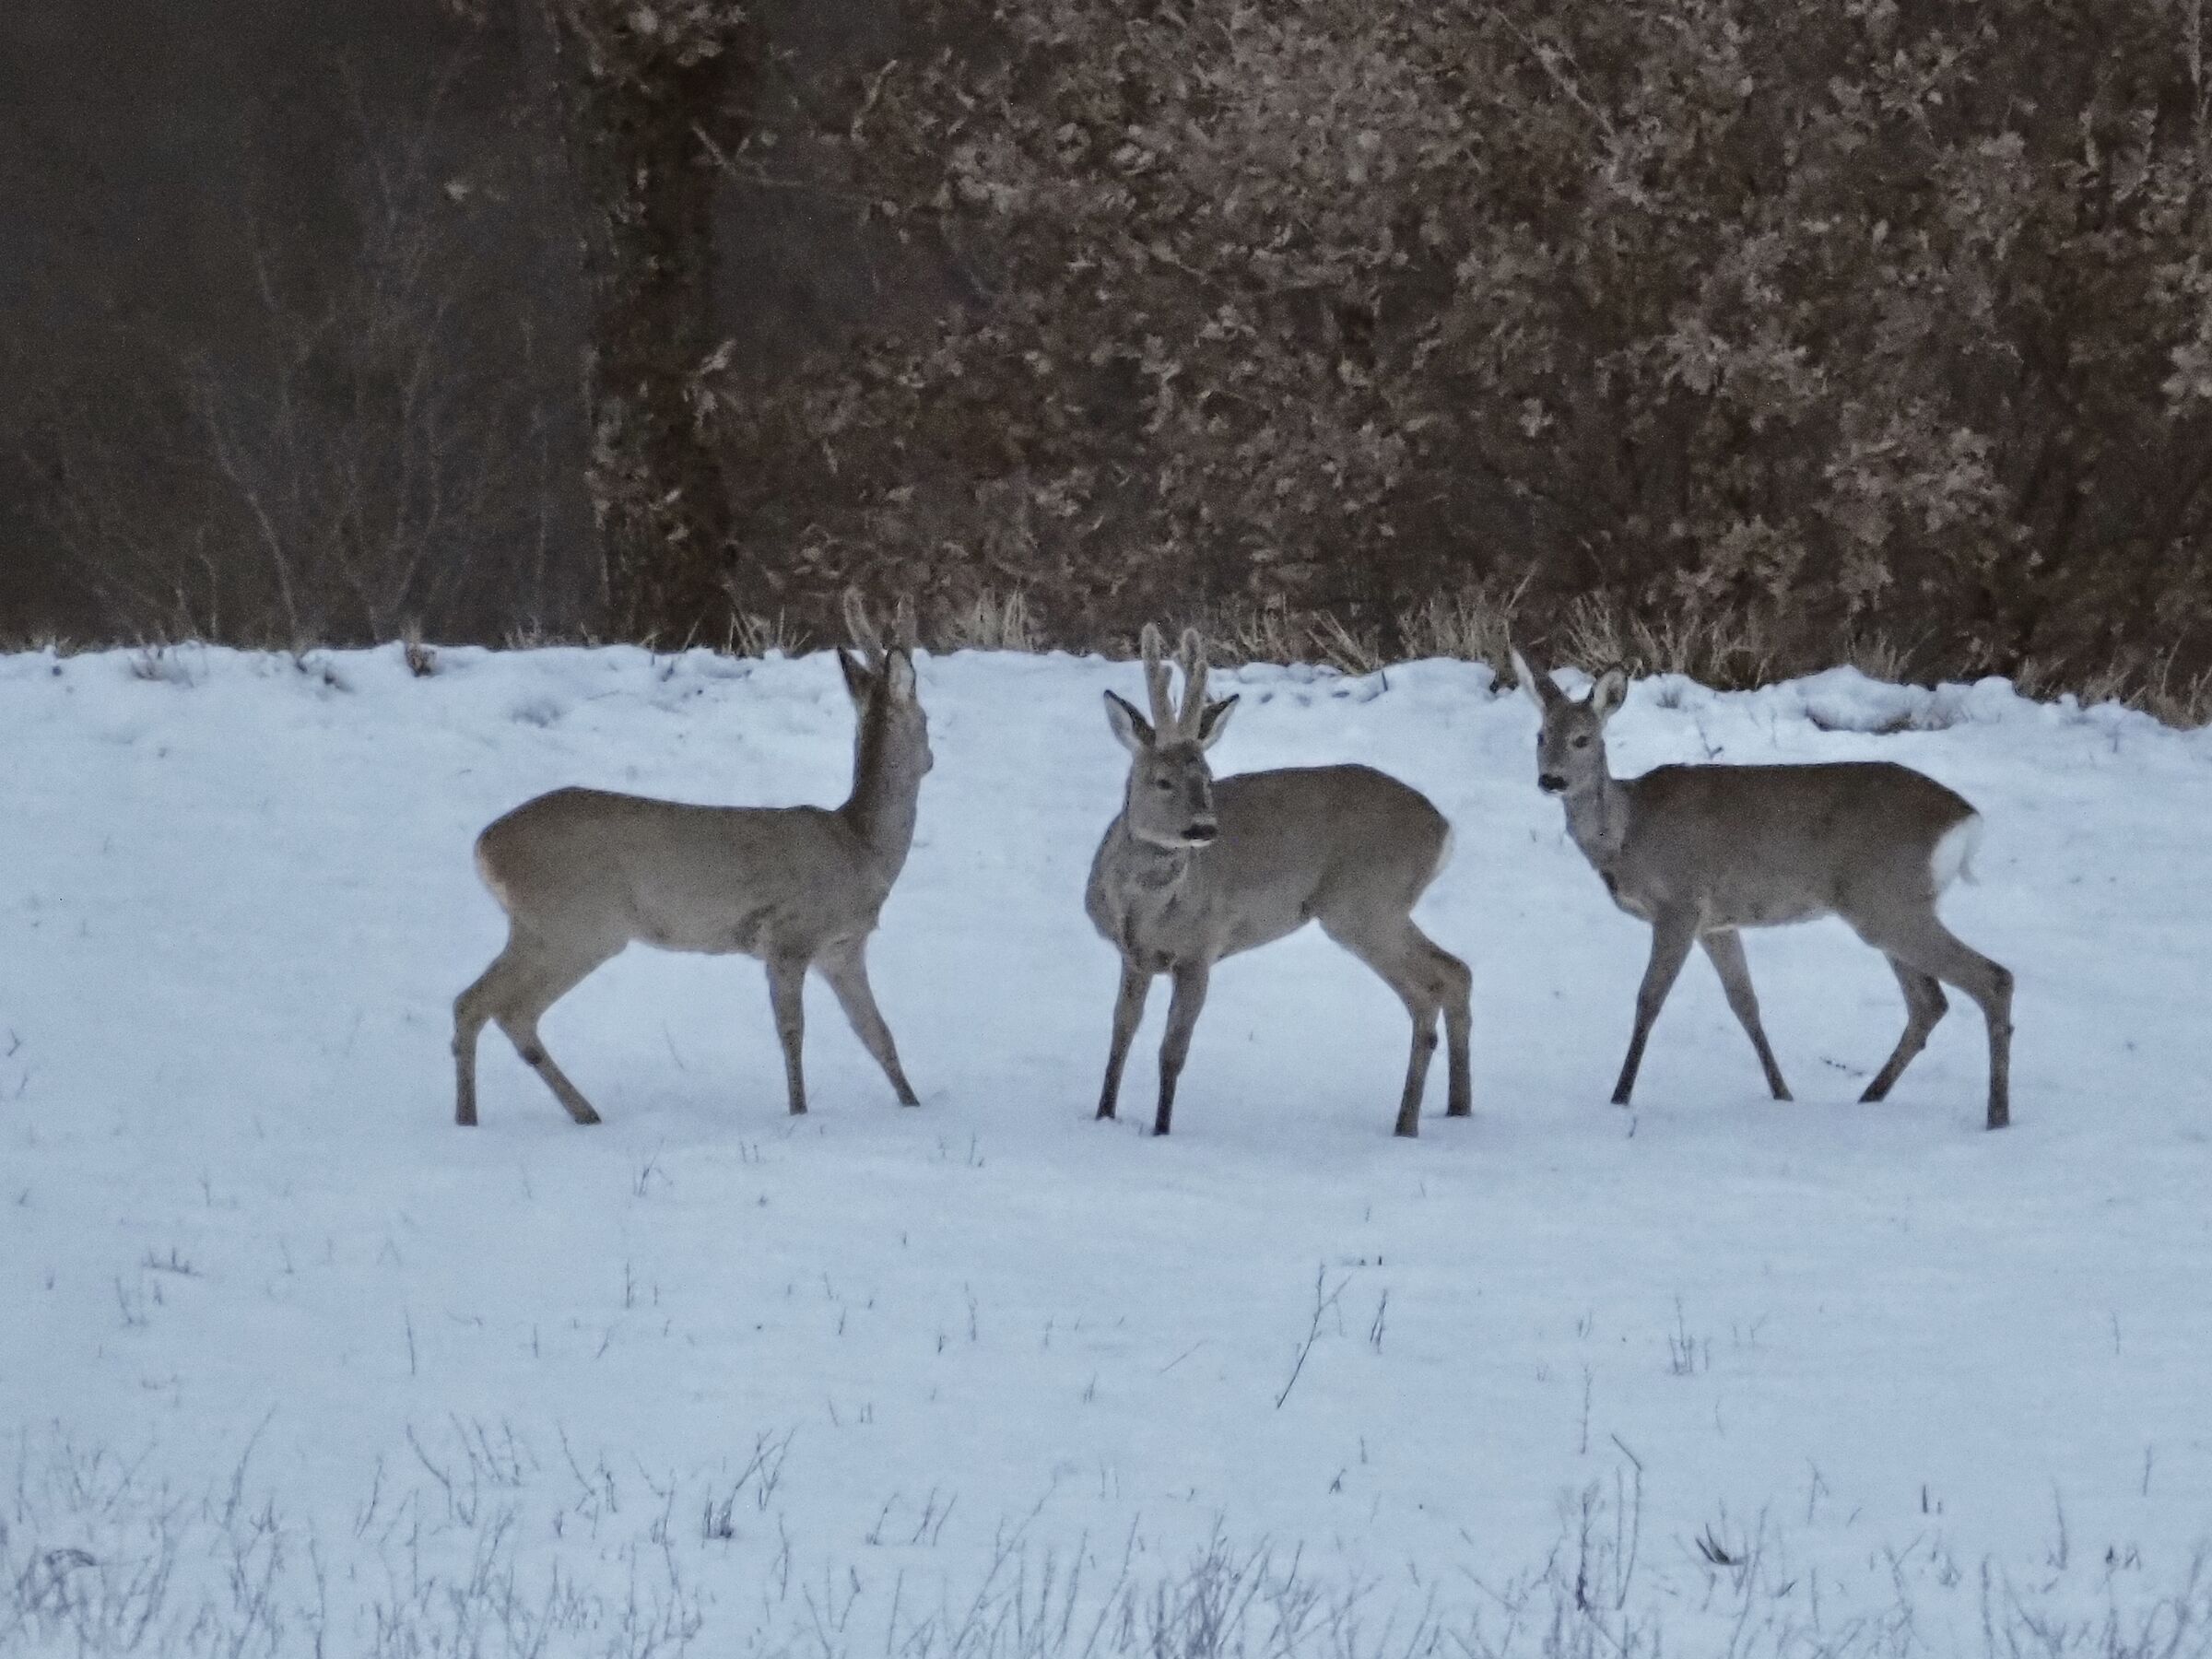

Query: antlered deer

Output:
[1512, 650, 2013, 1129]
[453, 596, 930, 1125]
[1087, 626, 1472, 1137]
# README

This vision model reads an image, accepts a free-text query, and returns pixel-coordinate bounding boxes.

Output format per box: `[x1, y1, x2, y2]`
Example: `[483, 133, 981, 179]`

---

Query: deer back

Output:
[477, 619, 930, 963]
[1088, 763, 1452, 966]
[477, 789, 887, 959]
[1606, 761, 1978, 927]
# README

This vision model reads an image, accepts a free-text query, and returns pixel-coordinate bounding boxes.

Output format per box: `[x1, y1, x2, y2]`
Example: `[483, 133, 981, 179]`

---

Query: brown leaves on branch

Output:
[724, 0, 2212, 688]
[549, 0, 751, 81]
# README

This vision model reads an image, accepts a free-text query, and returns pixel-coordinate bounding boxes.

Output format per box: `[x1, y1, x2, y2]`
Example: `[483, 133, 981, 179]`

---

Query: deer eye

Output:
[1153, 777, 1174, 791]
[1571, 735, 1591, 748]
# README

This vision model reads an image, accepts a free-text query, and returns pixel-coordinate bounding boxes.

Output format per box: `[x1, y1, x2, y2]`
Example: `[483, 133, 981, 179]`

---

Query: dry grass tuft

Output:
[1834, 631, 1918, 687]
[128, 642, 196, 686]
[500, 619, 609, 652]
[401, 623, 438, 678]
[1394, 580, 1529, 681]
[1186, 601, 1381, 675]
[2018, 646, 2212, 728]
[727, 612, 808, 657]
[1554, 597, 1779, 691]
[935, 589, 1041, 653]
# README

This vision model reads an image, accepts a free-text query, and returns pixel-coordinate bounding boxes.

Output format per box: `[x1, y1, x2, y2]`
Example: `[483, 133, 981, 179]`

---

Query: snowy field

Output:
[3, 641, 2210, 1657]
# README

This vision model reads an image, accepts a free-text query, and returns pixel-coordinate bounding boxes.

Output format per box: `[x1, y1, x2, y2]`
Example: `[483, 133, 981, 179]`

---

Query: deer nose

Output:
[1538, 772, 1568, 794]
[1182, 820, 1218, 844]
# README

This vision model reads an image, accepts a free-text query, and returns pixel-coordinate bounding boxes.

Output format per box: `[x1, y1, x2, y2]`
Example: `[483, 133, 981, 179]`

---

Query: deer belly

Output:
[1700, 892, 1830, 931]
[639, 899, 777, 956]
[1221, 908, 1309, 958]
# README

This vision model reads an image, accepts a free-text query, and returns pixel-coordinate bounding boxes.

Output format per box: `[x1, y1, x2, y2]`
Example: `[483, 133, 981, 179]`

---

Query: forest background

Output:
[6, 0, 2211, 716]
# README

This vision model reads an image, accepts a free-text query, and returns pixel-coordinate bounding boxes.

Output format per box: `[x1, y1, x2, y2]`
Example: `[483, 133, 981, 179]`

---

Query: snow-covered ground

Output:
[3, 641, 2209, 1657]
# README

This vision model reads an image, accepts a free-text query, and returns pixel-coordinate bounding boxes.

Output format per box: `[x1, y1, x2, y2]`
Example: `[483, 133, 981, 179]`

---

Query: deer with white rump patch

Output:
[1087, 625, 1473, 1137]
[1511, 650, 2013, 1129]
[453, 594, 930, 1126]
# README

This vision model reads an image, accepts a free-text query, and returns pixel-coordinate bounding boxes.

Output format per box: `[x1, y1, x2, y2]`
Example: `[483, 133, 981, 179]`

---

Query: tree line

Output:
[7, 0, 2211, 712]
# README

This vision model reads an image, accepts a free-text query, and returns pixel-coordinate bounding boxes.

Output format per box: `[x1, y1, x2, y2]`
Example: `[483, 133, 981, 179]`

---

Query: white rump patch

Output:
[1930, 814, 1983, 892]
[474, 841, 512, 912]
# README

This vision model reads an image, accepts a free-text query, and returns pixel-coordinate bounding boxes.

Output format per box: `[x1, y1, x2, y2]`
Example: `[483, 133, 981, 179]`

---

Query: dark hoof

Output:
[1986, 1112, 2010, 1131]
[572, 1109, 602, 1126]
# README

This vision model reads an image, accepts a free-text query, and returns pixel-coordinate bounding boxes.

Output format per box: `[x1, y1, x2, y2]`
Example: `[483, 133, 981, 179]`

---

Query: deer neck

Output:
[1112, 816, 1194, 887]
[1097, 806, 1200, 935]
[841, 716, 924, 881]
[1561, 762, 1631, 870]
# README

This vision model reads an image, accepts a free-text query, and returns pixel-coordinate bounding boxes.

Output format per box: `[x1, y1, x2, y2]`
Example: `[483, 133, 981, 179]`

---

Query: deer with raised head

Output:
[453, 594, 931, 1126]
[1086, 625, 1473, 1137]
[1511, 650, 2013, 1129]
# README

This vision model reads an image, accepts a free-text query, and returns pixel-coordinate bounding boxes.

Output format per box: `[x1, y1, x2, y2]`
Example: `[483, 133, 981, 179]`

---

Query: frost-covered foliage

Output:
[729, 0, 2212, 684]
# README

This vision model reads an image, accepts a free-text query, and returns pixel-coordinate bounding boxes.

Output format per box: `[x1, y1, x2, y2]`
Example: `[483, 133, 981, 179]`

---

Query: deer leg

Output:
[1097, 962, 1151, 1121]
[1432, 940, 1475, 1120]
[501, 958, 612, 1126]
[1154, 962, 1210, 1136]
[501, 1015, 604, 1126]
[766, 955, 809, 1115]
[1321, 918, 1467, 1135]
[1700, 930, 1793, 1100]
[1613, 912, 1696, 1106]
[1393, 1005, 1441, 1139]
[1853, 912, 2012, 1129]
[817, 940, 920, 1107]
[452, 943, 522, 1127]
[459, 933, 610, 1125]
[1860, 956, 1948, 1103]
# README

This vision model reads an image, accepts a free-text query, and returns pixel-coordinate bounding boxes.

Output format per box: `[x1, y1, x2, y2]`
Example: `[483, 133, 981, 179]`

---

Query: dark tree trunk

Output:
[540, 1, 754, 640]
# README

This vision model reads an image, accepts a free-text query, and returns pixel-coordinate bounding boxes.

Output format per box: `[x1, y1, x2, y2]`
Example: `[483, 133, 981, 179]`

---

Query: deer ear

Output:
[1589, 666, 1629, 720]
[1195, 694, 1238, 749]
[883, 650, 917, 705]
[1511, 648, 1556, 709]
[836, 649, 872, 705]
[1103, 689, 1154, 753]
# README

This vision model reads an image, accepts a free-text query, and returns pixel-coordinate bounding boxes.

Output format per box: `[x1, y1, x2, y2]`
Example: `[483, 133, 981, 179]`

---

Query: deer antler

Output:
[843, 589, 886, 670]
[1139, 623, 1176, 731]
[1177, 629, 1211, 735]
